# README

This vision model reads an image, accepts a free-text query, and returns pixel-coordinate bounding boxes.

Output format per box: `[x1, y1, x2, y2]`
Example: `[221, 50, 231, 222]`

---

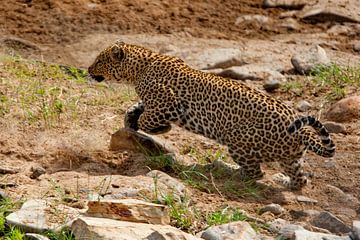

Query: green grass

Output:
[310, 63, 360, 101]
[0, 198, 24, 240]
[0, 54, 136, 128]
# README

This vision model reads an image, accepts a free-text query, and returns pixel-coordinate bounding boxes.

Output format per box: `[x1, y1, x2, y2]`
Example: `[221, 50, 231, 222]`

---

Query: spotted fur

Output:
[88, 41, 335, 190]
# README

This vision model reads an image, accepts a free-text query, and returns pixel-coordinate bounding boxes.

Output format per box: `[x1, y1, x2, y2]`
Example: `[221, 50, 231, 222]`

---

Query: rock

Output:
[25, 233, 51, 240]
[110, 128, 170, 156]
[351, 221, 360, 240]
[299, 0, 360, 23]
[296, 195, 318, 204]
[0, 167, 19, 174]
[296, 100, 312, 112]
[324, 96, 360, 122]
[146, 170, 187, 201]
[86, 198, 170, 225]
[323, 122, 347, 134]
[325, 184, 359, 208]
[291, 45, 330, 74]
[268, 218, 290, 233]
[217, 64, 285, 82]
[235, 14, 271, 26]
[263, 0, 307, 9]
[263, 80, 281, 92]
[1, 37, 41, 51]
[294, 229, 352, 240]
[71, 216, 201, 240]
[277, 17, 301, 31]
[354, 41, 360, 52]
[30, 166, 46, 179]
[278, 223, 305, 239]
[6, 199, 81, 233]
[196, 48, 246, 70]
[259, 204, 285, 215]
[201, 221, 257, 240]
[311, 211, 351, 234]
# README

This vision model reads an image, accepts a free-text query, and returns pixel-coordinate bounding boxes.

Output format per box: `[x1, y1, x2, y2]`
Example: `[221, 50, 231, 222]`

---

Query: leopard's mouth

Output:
[90, 75, 105, 82]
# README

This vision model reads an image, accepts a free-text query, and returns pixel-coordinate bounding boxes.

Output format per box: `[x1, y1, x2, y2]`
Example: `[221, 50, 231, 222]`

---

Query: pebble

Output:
[323, 121, 347, 134]
[351, 221, 360, 240]
[201, 221, 257, 240]
[259, 203, 285, 215]
[30, 166, 46, 179]
[296, 195, 318, 204]
[296, 100, 312, 112]
[324, 96, 360, 123]
[263, 80, 281, 92]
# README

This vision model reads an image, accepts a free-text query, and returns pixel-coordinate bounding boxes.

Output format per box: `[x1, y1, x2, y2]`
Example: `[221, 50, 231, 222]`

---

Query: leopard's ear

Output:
[111, 45, 125, 61]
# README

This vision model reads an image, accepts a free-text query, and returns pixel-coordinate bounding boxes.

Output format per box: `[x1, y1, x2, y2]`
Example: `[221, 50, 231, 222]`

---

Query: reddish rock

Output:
[324, 96, 360, 122]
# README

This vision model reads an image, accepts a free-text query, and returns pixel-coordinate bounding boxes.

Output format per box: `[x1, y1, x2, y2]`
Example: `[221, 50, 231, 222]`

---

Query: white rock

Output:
[351, 221, 360, 240]
[25, 233, 51, 240]
[294, 229, 351, 240]
[6, 199, 80, 233]
[278, 223, 305, 239]
[86, 198, 170, 225]
[260, 203, 285, 215]
[263, 0, 307, 9]
[201, 221, 257, 240]
[71, 216, 202, 240]
[235, 14, 271, 26]
[354, 41, 360, 52]
[296, 195, 318, 204]
[291, 45, 330, 74]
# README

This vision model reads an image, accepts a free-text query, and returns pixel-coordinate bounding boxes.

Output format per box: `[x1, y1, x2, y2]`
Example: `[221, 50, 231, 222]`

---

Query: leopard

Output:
[88, 41, 335, 190]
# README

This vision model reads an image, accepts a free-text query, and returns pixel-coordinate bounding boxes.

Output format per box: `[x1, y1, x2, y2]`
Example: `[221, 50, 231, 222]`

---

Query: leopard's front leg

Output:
[124, 101, 145, 131]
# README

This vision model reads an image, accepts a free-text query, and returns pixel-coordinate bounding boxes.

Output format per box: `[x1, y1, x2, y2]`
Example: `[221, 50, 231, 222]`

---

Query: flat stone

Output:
[351, 221, 360, 240]
[6, 199, 81, 233]
[294, 229, 352, 240]
[263, 0, 307, 9]
[259, 203, 285, 215]
[109, 128, 170, 155]
[267, 218, 290, 233]
[325, 184, 359, 208]
[217, 64, 285, 81]
[201, 221, 257, 240]
[0, 167, 19, 174]
[86, 198, 170, 225]
[296, 100, 312, 112]
[291, 45, 330, 74]
[311, 211, 351, 234]
[324, 96, 360, 122]
[71, 216, 202, 240]
[196, 48, 246, 70]
[296, 195, 318, 204]
[299, 0, 360, 23]
[323, 121, 347, 134]
[235, 14, 272, 26]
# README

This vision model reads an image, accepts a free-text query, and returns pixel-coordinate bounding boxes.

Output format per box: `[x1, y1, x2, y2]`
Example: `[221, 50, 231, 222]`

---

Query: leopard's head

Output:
[88, 41, 152, 83]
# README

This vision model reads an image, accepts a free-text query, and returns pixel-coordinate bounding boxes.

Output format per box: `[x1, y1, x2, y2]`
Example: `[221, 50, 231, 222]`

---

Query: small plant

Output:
[0, 197, 25, 239]
[310, 63, 360, 101]
[206, 207, 247, 226]
[4, 226, 24, 240]
[223, 178, 264, 199]
[46, 229, 76, 240]
[163, 194, 196, 231]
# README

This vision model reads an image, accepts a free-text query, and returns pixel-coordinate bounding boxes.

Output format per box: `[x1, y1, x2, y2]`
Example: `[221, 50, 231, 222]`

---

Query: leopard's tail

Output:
[287, 116, 335, 157]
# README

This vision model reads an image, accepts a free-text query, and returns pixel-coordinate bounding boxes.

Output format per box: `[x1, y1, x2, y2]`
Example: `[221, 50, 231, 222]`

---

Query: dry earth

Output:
[0, 0, 360, 237]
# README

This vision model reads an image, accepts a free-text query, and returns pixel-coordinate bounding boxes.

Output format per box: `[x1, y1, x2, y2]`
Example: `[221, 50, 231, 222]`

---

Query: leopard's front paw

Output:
[124, 102, 145, 131]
